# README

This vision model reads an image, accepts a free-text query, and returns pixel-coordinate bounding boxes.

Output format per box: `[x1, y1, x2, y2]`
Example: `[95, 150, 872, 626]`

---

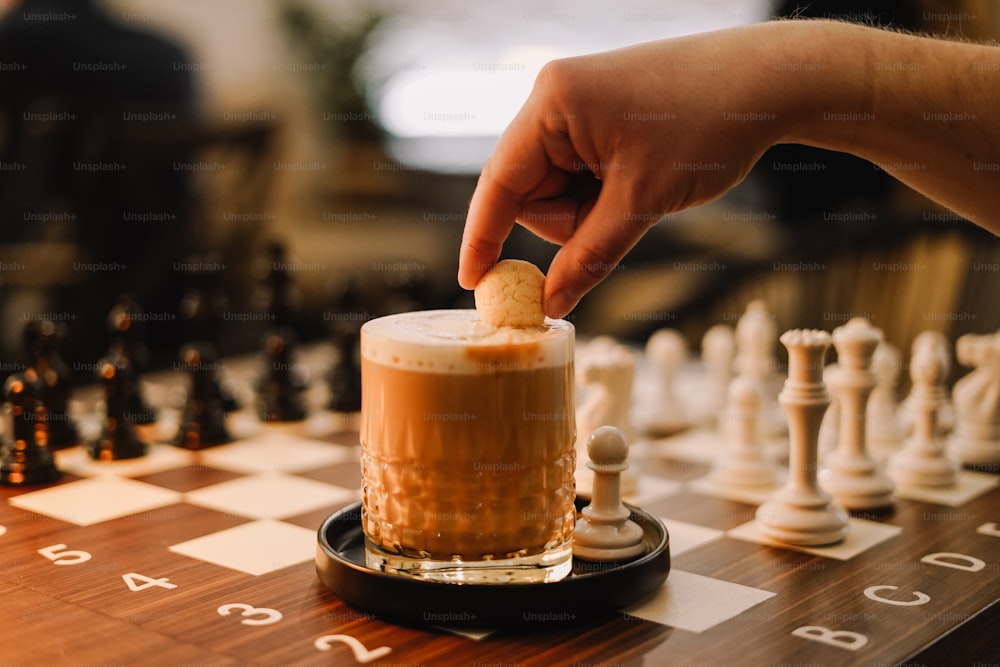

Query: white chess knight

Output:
[949, 331, 1000, 466]
[641, 328, 690, 435]
[576, 338, 636, 445]
[707, 375, 779, 488]
[575, 338, 638, 494]
[887, 334, 958, 488]
[819, 318, 895, 510]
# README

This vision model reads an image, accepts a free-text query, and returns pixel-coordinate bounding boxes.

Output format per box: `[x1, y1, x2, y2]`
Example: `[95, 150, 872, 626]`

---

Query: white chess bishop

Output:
[949, 331, 1000, 466]
[734, 300, 785, 437]
[887, 334, 958, 488]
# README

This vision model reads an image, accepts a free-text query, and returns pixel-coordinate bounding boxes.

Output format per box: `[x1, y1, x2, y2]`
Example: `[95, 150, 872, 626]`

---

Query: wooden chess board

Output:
[1, 349, 999, 666]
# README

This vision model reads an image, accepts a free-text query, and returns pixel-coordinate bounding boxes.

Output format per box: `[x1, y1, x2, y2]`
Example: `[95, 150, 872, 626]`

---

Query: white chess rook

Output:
[573, 426, 645, 562]
[756, 330, 849, 546]
[820, 318, 895, 510]
[889, 339, 958, 487]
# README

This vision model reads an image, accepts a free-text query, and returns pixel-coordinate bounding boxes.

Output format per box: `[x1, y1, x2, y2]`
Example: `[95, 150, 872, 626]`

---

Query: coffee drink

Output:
[360, 310, 575, 583]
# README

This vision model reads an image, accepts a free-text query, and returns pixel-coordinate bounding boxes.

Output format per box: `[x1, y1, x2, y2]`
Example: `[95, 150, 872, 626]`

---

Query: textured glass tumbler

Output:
[360, 310, 576, 584]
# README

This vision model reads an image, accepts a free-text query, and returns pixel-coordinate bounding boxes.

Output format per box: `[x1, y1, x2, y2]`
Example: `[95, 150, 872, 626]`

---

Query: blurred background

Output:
[1, 0, 998, 382]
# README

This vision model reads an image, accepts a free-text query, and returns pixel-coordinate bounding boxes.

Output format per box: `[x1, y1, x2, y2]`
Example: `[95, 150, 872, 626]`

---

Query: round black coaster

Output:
[315, 499, 670, 628]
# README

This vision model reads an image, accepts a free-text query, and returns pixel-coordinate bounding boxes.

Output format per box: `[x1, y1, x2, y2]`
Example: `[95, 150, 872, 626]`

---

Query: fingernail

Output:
[545, 289, 576, 320]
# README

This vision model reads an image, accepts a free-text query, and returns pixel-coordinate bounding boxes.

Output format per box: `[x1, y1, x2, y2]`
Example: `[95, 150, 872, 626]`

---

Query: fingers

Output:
[458, 173, 519, 290]
[459, 121, 555, 290]
[542, 181, 648, 319]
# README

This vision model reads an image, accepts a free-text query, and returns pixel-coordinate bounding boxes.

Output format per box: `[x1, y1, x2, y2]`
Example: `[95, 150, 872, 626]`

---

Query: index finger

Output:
[458, 106, 566, 290]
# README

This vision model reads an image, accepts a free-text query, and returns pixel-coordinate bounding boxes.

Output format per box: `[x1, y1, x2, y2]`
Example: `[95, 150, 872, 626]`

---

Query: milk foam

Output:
[361, 309, 573, 373]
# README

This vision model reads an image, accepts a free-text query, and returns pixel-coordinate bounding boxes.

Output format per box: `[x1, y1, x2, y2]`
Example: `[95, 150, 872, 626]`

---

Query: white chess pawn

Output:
[643, 328, 689, 435]
[888, 338, 958, 487]
[756, 329, 849, 546]
[820, 318, 895, 510]
[700, 324, 736, 422]
[573, 426, 645, 562]
[950, 332, 1000, 466]
[708, 375, 778, 488]
[867, 341, 904, 460]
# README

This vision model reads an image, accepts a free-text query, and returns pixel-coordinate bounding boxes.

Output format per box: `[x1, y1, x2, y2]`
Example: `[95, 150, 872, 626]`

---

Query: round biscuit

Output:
[474, 259, 546, 327]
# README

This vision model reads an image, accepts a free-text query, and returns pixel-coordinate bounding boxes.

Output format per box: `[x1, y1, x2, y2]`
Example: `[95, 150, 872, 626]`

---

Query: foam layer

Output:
[361, 309, 573, 373]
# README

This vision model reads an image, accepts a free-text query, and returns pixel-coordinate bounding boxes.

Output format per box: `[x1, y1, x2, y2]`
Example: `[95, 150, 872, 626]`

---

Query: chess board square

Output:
[197, 431, 357, 474]
[726, 516, 902, 560]
[8, 475, 183, 526]
[662, 518, 725, 556]
[168, 519, 316, 575]
[624, 569, 776, 633]
[184, 471, 357, 520]
[54, 443, 196, 478]
[687, 472, 787, 505]
[893, 469, 999, 507]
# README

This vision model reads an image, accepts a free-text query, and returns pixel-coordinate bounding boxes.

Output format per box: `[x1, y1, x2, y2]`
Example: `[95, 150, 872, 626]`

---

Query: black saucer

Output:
[315, 499, 670, 628]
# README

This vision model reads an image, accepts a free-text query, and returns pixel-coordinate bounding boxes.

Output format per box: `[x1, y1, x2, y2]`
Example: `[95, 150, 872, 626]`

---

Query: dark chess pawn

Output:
[23, 320, 78, 448]
[107, 295, 156, 425]
[1, 373, 61, 485]
[179, 251, 230, 353]
[327, 333, 361, 413]
[254, 241, 301, 330]
[175, 343, 231, 450]
[256, 328, 306, 422]
[326, 274, 364, 413]
[88, 354, 149, 461]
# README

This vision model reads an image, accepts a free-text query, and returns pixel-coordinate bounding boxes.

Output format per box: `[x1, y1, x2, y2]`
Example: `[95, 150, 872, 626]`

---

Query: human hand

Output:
[458, 24, 794, 318]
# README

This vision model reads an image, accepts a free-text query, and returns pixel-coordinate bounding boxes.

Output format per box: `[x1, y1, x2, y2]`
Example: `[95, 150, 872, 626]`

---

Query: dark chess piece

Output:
[107, 295, 156, 425]
[256, 327, 307, 422]
[88, 353, 149, 461]
[1, 373, 61, 485]
[179, 251, 230, 353]
[178, 256, 239, 413]
[254, 241, 300, 330]
[175, 343, 231, 450]
[326, 274, 364, 413]
[380, 259, 430, 315]
[327, 332, 361, 413]
[23, 320, 78, 448]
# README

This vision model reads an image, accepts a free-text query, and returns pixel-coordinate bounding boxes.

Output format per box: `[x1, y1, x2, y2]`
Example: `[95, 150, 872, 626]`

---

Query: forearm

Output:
[774, 20, 1000, 231]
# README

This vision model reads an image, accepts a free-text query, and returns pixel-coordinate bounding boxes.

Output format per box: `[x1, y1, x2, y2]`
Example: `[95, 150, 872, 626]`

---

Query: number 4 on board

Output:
[122, 572, 178, 592]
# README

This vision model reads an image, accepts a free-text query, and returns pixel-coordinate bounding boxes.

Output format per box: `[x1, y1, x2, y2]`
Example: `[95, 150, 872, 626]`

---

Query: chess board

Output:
[2, 347, 999, 667]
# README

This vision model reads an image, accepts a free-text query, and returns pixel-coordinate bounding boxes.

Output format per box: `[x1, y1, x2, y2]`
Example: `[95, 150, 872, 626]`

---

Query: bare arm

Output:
[459, 19, 1000, 319]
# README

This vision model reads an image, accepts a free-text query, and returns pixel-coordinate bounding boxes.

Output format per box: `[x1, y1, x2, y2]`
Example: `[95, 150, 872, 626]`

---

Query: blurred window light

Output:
[362, 0, 770, 172]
